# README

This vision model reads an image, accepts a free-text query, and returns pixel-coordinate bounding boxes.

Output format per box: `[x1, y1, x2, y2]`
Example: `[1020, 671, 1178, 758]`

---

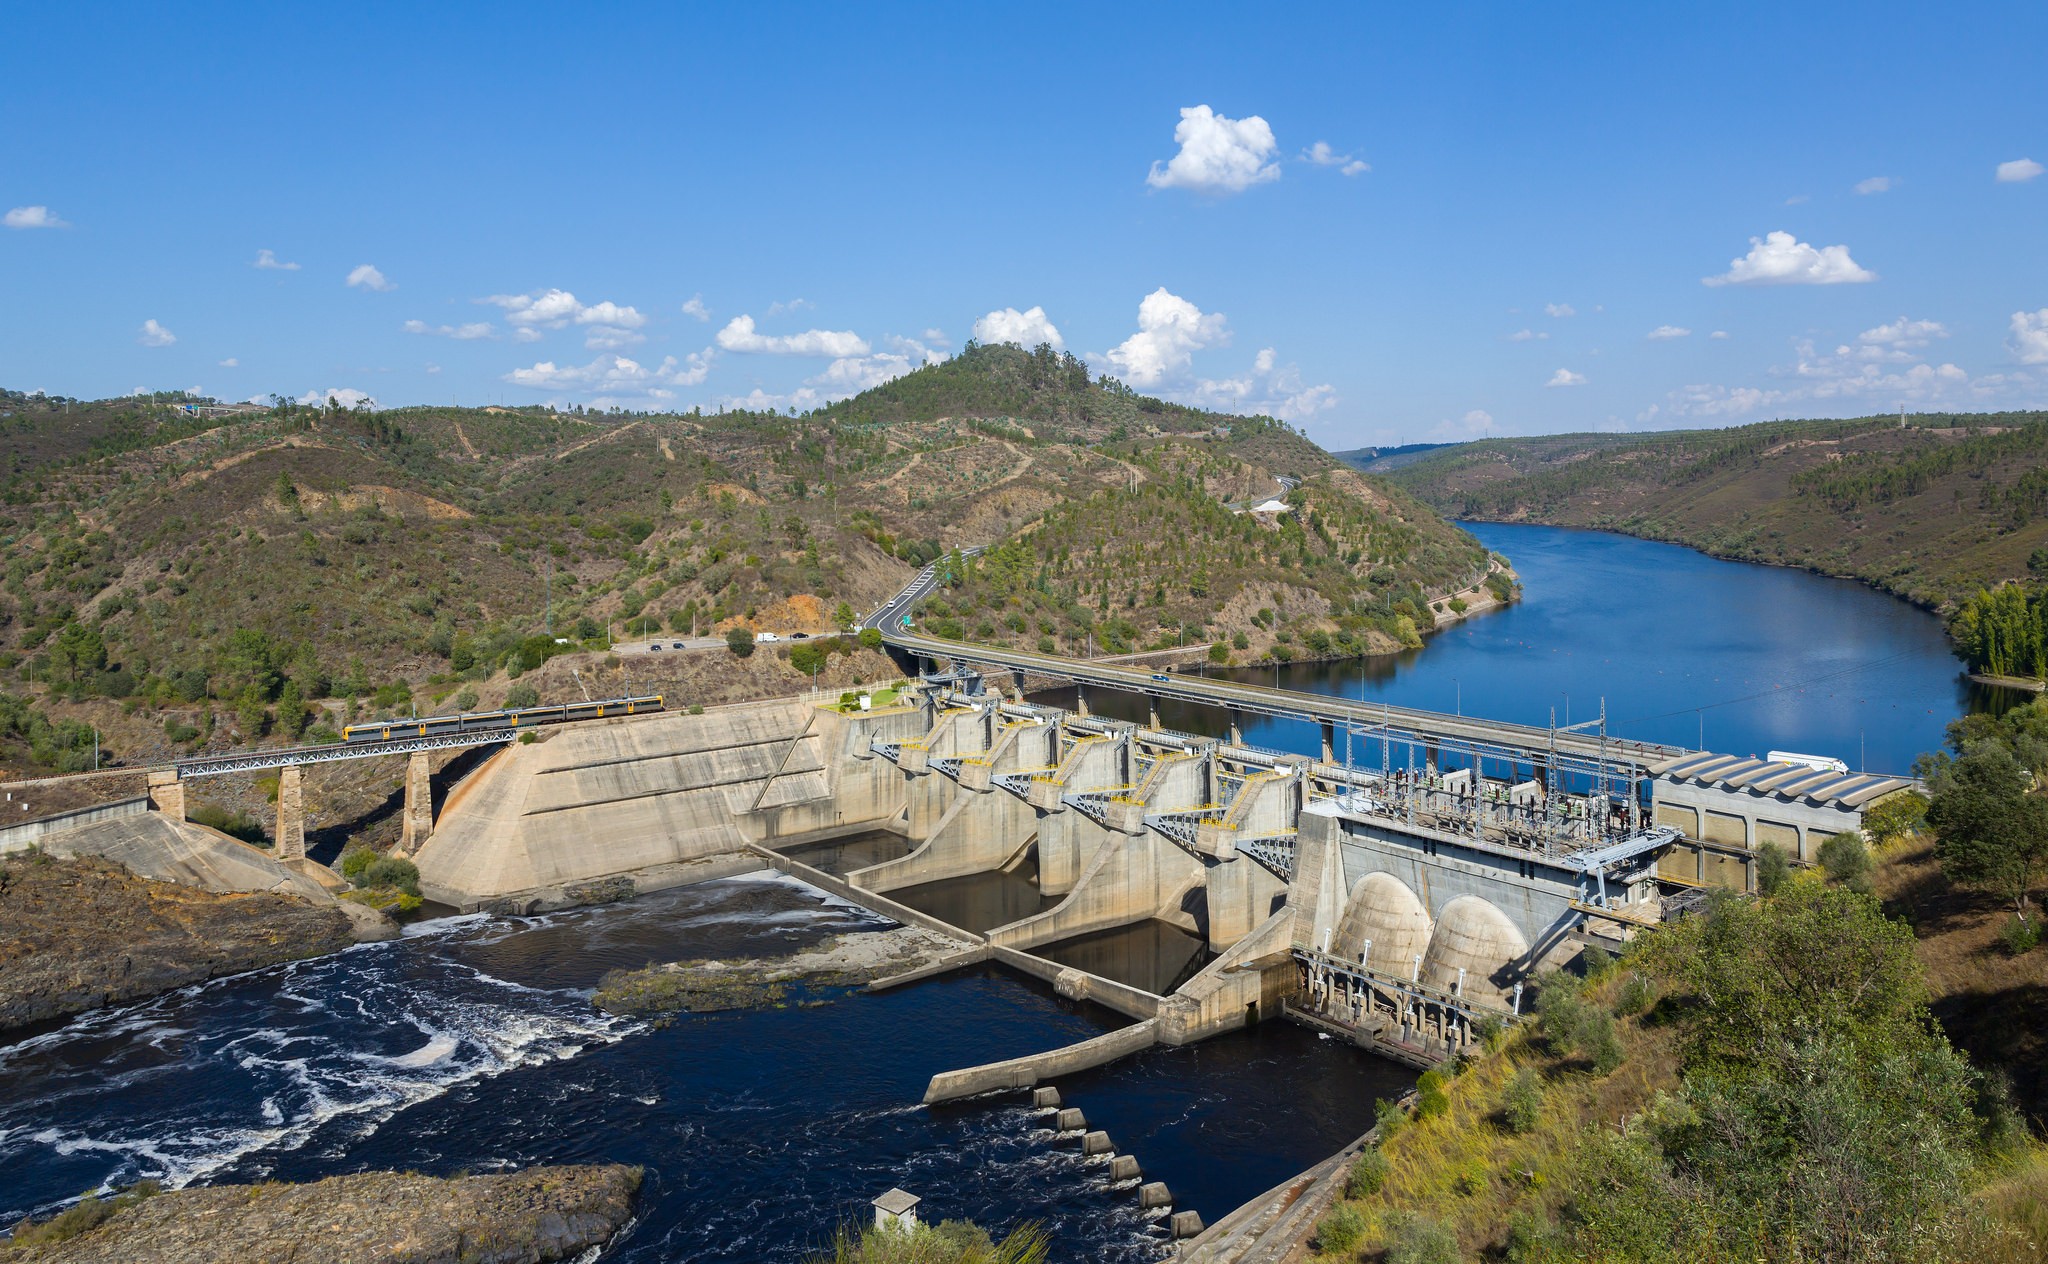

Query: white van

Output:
[756, 632, 780, 643]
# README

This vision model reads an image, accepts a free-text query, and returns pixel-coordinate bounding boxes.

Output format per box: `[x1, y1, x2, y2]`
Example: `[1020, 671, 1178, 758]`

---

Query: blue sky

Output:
[4, 2, 2045, 447]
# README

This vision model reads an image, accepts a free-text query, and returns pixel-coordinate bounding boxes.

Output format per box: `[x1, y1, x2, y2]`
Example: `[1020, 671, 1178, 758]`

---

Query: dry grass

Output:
[1305, 975, 1681, 1260]
[1875, 833, 2048, 1124]
[1972, 1146, 2048, 1263]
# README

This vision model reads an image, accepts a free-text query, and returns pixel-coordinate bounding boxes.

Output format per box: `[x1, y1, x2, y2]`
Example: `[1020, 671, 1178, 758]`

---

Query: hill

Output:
[1387, 411, 2048, 652]
[0, 350, 1498, 801]
[1331, 442, 1457, 474]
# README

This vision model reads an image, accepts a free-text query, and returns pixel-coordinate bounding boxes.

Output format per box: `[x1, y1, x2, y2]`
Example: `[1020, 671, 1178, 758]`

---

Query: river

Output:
[0, 523, 2000, 1258]
[1076, 522, 2012, 777]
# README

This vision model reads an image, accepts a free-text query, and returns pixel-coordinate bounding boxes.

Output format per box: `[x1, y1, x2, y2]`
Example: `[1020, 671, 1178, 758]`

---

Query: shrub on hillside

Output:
[1384, 1213, 1460, 1264]
[1757, 840, 1792, 895]
[1314, 1203, 1365, 1255]
[1502, 1065, 1543, 1134]
[726, 628, 755, 657]
[1817, 830, 1876, 894]
[190, 803, 266, 846]
[359, 855, 420, 898]
[505, 683, 540, 708]
[1346, 1144, 1390, 1197]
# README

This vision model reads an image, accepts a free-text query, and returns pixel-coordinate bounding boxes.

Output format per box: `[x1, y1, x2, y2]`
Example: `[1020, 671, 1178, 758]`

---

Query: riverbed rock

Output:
[0, 1164, 643, 1263]
[593, 923, 970, 1016]
[0, 853, 355, 1032]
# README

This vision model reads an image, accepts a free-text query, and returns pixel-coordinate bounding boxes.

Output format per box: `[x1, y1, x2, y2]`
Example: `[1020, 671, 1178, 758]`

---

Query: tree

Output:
[1924, 745, 2048, 917]
[834, 601, 855, 630]
[1756, 840, 1791, 895]
[236, 684, 269, 742]
[857, 627, 883, 651]
[1862, 790, 1927, 846]
[1817, 830, 1876, 895]
[726, 627, 755, 658]
[275, 680, 309, 738]
[505, 682, 540, 708]
[1636, 884, 1927, 1071]
[48, 621, 106, 682]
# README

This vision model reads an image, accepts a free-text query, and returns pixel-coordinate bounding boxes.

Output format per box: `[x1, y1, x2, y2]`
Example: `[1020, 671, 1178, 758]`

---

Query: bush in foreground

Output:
[807, 1218, 1048, 1264]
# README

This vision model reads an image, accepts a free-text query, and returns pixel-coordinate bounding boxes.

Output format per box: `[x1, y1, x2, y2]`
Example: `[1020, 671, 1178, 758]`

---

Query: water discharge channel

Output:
[0, 524, 2001, 1258]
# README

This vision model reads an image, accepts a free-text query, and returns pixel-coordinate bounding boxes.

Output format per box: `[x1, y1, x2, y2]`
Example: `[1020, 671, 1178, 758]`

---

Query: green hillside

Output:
[0, 350, 1498, 776]
[1389, 412, 2048, 658]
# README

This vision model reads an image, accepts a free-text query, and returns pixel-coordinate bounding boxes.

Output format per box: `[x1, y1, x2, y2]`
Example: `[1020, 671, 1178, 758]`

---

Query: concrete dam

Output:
[404, 667, 1911, 1090]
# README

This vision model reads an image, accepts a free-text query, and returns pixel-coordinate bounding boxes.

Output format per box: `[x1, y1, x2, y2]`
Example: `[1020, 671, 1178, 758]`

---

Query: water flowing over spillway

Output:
[0, 873, 1400, 1260]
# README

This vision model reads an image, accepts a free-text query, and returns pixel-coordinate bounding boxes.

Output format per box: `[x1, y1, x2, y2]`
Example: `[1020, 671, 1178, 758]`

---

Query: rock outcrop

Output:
[0, 853, 355, 1032]
[1, 1164, 643, 1263]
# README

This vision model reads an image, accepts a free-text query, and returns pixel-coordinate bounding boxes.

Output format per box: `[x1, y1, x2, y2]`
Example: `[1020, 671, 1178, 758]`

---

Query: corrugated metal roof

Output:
[1650, 750, 1914, 811]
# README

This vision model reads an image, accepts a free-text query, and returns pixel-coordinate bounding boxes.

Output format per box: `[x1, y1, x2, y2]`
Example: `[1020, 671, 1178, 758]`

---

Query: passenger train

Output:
[341, 695, 665, 744]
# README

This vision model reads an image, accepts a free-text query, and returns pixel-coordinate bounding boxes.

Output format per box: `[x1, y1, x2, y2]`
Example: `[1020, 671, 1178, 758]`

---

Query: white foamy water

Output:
[0, 935, 638, 1207]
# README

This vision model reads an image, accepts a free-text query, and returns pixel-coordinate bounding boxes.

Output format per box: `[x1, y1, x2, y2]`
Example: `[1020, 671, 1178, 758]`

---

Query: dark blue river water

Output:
[1111, 523, 2003, 777]
[0, 874, 1406, 1259]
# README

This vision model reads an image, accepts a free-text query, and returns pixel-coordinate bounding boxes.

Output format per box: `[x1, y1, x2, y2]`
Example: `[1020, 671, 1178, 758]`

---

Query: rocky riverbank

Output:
[0, 852, 355, 1032]
[594, 923, 969, 1016]
[0, 1164, 643, 1263]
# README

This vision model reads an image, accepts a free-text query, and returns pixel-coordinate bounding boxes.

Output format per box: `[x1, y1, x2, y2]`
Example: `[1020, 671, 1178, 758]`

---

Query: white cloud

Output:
[403, 319, 495, 340]
[1858, 317, 1947, 350]
[2011, 310, 2048, 364]
[922, 328, 949, 344]
[504, 349, 715, 393]
[1646, 325, 1691, 340]
[1146, 105, 1280, 196]
[1854, 175, 1895, 195]
[480, 288, 646, 333]
[973, 305, 1063, 349]
[298, 387, 377, 408]
[883, 334, 946, 365]
[715, 314, 869, 357]
[1544, 303, 1576, 318]
[1709, 330, 1730, 339]
[1703, 231, 1876, 286]
[218, 358, 239, 367]
[1785, 194, 1810, 205]
[1190, 347, 1337, 422]
[681, 294, 710, 321]
[1546, 368, 1586, 387]
[584, 326, 646, 350]
[4, 205, 68, 229]
[1427, 409, 1499, 442]
[814, 354, 920, 394]
[425, 364, 441, 375]
[252, 248, 299, 270]
[764, 298, 814, 317]
[717, 386, 825, 414]
[1505, 329, 1547, 341]
[346, 264, 394, 292]
[1102, 288, 1230, 386]
[137, 319, 177, 347]
[1665, 329, 2022, 419]
[1302, 141, 1369, 176]
[1996, 158, 2044, 184]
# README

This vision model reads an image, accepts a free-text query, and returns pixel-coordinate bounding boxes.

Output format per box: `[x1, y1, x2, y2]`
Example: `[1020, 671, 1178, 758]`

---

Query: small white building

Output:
[872, 1187, 920, 1231]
